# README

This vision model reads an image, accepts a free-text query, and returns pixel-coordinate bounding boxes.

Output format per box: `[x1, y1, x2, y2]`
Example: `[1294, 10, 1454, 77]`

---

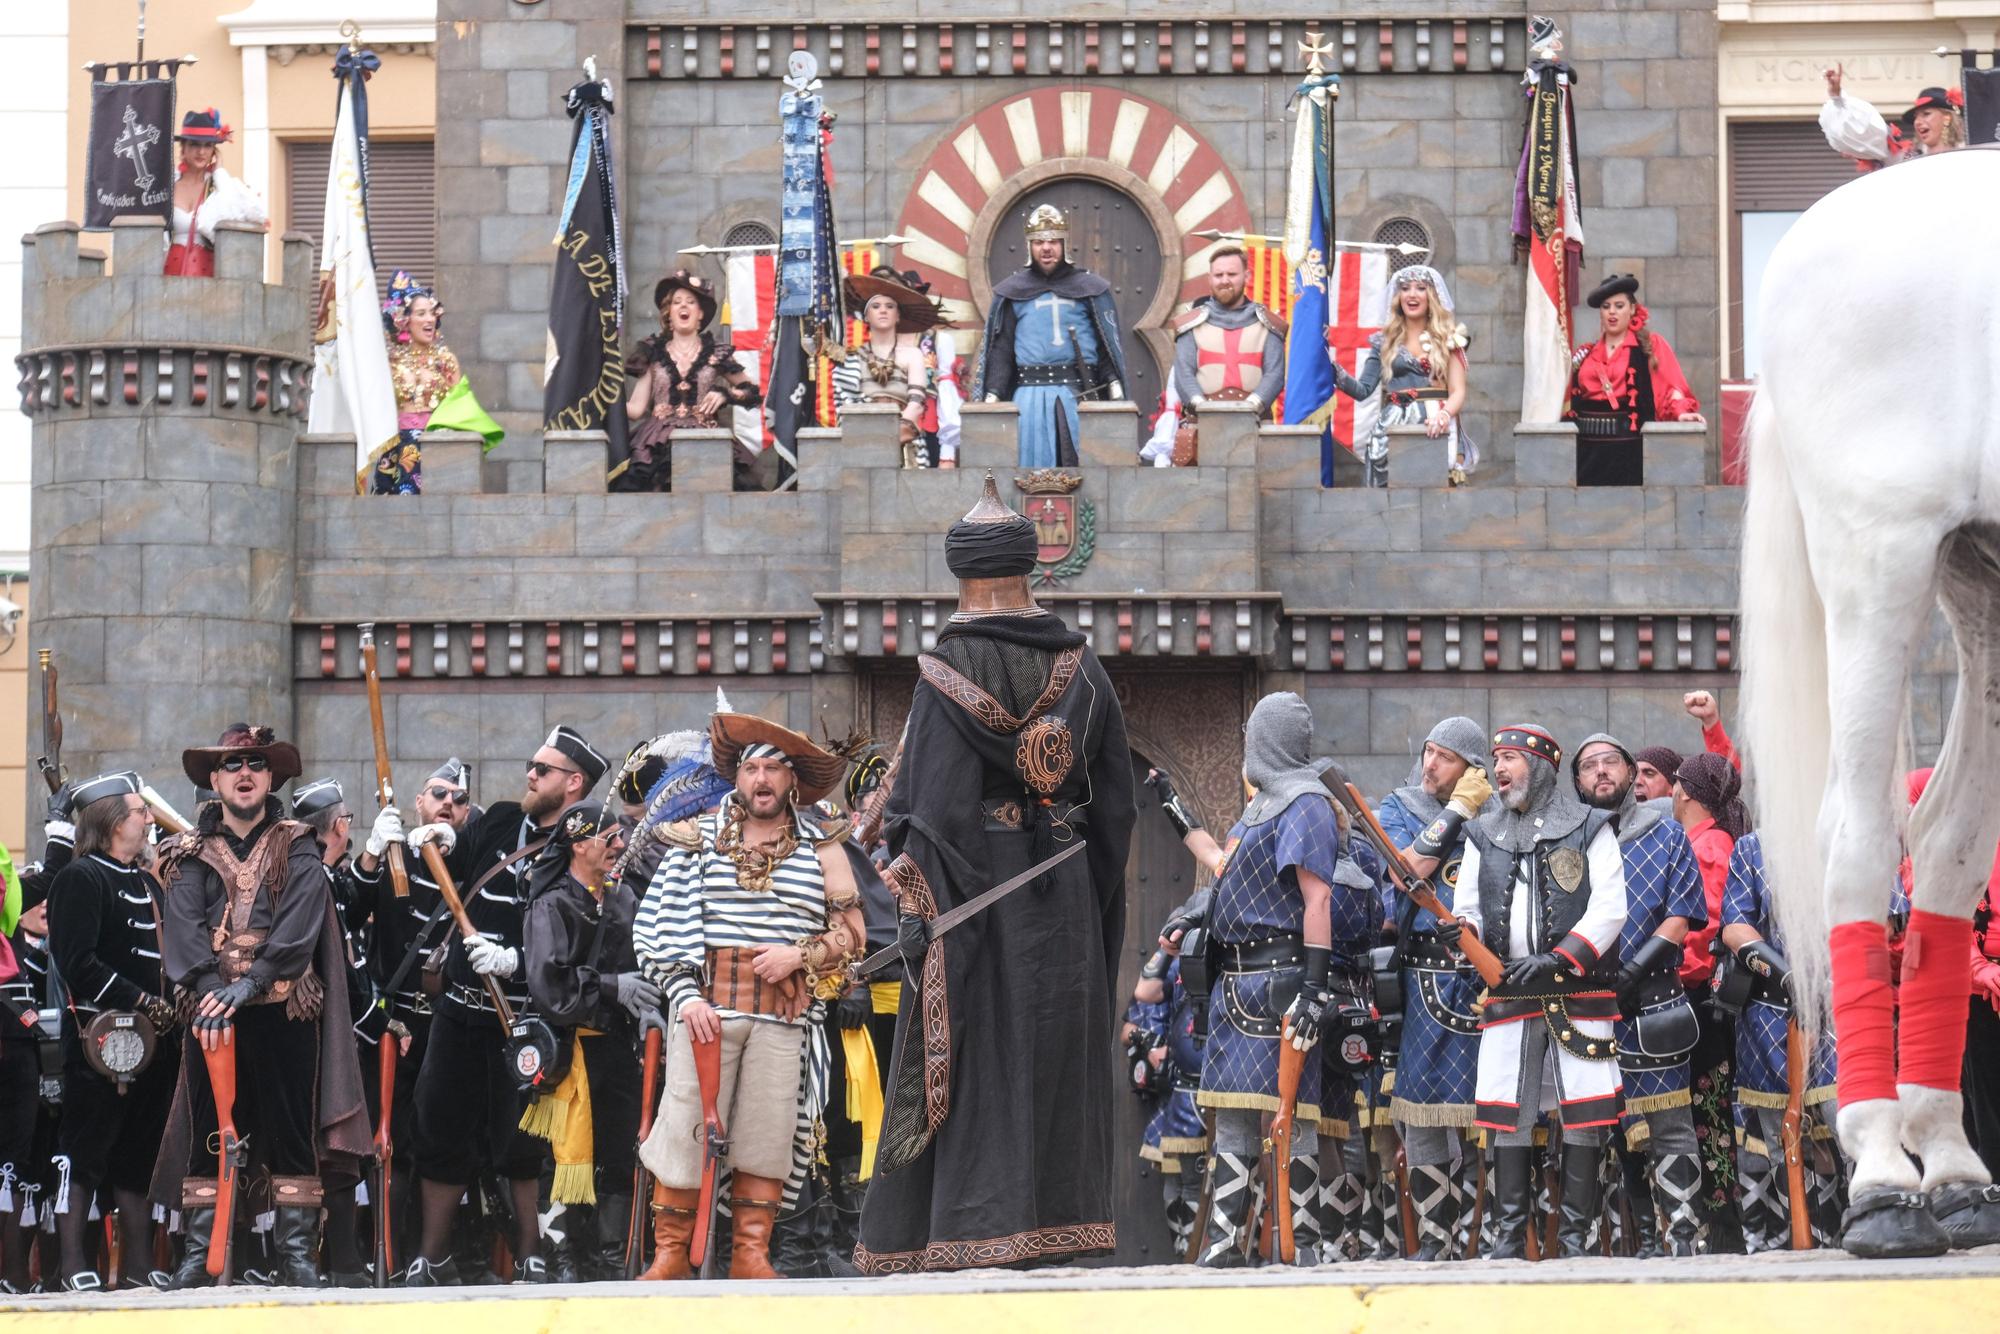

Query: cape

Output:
[854, 616, 1135, 1274]
[990, 261, 1112, 302]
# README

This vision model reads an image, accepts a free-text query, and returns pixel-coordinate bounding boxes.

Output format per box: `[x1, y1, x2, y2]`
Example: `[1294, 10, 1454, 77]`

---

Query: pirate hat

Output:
[1587, 273, 1641, 309]
[843, 271, 945, 333]
[181, 723, 302, 790]
[1904, 86, 1963, 123]
[176, 108, 233, 145]
[653, 269, 718, 328]
[709, 713, 857, 805]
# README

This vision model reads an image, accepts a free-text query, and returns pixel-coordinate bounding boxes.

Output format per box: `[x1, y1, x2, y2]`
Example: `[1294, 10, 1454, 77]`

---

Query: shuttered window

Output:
[1727, 120, 1856, 212]
[286, 138, 436, 298]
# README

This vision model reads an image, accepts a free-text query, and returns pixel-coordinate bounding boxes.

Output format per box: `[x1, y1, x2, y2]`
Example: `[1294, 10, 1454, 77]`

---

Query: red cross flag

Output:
[724, 252, 777, 454]
[1325, 249, 1388, 455]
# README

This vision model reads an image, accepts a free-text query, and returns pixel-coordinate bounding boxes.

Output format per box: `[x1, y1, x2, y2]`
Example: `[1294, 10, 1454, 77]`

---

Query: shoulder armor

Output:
[1173, 305, 1211, 335]
[809, 814, 854, 848]
[1251, 302, 1289, 338]
[654, 819, 704, 851]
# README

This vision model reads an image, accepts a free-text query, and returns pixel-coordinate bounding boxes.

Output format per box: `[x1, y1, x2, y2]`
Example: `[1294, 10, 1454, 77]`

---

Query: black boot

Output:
[1196, 1152, 1256, 1268]
[169, 1210, 217, 1290]
[591, 1194, 632, 1282]
[1736, 1151, 1785, 1255]
[1485, 1148, 1533, 1260]
[1557, 1140, 1606, 1258]
[1653, 1153, 1704, 1256]
[1321, 1171, 1365, 1260]
[1621, 1151, 1661, 1258]
[1409, 1164, 1458, 1261]
[1287, 1153, 1325, 1266]
[271, 1207, 323, 1288]
[547, 1204, 584, 1284]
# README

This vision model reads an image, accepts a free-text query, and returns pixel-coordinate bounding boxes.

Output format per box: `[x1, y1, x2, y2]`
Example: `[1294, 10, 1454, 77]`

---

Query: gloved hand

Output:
[1158, 886, 1213, 952]
[1435, 918, 1472, 950]
[1501, 952, 1564, 989]
[464, 933, 519, 979]
[898, 913, 931, 969]
[1282, 945, 1334, 1052]
[365, 805, 405, 858]
[611, 972, 662, 1021]
[1738, 939, 1794, 1005]
[637, 1003, 670, 1044]
[834, 992, 874, 1031]
[1446, 766, 1493, 818]
[45, 782, 77, 840]
[407, 821, 457, 855]
[193, 976, 264, 1036]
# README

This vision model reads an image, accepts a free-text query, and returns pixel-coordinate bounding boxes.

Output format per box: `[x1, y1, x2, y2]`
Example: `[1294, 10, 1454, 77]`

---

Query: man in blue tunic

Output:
[973, 204, 1128, 467]
[1571, 732, 1708, 1256]
[1376, 716, 1492, 1261]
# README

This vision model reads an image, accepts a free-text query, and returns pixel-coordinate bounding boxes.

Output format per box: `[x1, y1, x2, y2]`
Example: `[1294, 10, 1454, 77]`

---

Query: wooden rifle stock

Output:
[1782, 1018, 1813, 1250]
[417, 842, 516, 1025]
[36, 649, 64, 795]
[624, 1028, 663, 1278]
[200, 1040, 242, 1282]
[1339, 783, 1505, 988]
[1268, 1029, 1304, 1264]
[688, 1033, 726, 1275]
[374, 1034, 398, 1284]
[1395, 1152, 1419, 1257]
[1185, 1109, 1218, 1263]
[358, 624, 411, 899]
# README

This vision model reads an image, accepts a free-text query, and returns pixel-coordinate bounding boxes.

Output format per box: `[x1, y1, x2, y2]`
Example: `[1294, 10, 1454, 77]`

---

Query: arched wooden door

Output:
[987, 178, 1165, 447]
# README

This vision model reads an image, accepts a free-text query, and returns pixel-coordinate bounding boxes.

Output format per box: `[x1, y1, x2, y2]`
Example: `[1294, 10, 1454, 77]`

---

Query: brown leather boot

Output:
[727, 1174, 785, 1280]
[637, 1183, 698, 1281]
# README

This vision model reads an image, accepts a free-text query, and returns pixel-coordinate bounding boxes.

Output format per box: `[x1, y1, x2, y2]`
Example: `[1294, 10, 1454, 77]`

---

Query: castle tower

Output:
[19, 218, 314, 825]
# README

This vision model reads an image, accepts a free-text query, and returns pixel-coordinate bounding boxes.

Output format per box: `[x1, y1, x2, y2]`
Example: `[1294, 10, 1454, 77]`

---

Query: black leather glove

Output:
[1140, 948, 1172, 982]
[1159, 887, 1213, 950]
[1616, 933, 1682, 1000]
[898, 913, 931, 969]
[1500, 952, 1563, 989]
[1737, 939, 1794, 1004]
[1145, 769, 1202, 840]
[1435, 918, 1469, 950]
[46, 782, 77, 825]
[193, 976, 263, 1035]
[1282, 946, 1334, 1051]
[834, 992, 874, 1030]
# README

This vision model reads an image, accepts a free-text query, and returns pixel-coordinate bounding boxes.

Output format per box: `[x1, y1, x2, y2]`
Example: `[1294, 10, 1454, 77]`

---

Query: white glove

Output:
[1108, 380, 1125, 400]
[407, 822, 457, 855]
[464, 933, 519, 979]
[365, 806, 405, 858]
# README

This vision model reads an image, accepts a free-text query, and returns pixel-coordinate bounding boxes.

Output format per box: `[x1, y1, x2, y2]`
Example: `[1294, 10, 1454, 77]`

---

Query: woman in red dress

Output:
[163, 109, 266, 277]
[1566, 273, 1704, 485]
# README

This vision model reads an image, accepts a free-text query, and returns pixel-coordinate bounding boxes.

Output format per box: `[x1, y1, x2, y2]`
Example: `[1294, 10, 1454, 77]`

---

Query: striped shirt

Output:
[634, 809, 828, 1025]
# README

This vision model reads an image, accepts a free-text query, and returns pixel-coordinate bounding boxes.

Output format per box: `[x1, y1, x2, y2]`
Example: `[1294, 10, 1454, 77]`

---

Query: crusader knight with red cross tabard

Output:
[1172, 245, 1287, 421]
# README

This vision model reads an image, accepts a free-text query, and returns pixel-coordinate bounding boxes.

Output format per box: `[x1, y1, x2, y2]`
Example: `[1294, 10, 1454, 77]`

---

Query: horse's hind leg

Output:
[1815, 541, 1946, 1256]
[1900, 525, 2000, 1246]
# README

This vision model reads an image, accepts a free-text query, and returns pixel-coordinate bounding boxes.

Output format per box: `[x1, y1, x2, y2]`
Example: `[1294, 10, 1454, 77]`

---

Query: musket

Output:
[1394, 1152, 1419, 1257]
[417, 843, 516, 1026]
[140, 784, 192, 835]
[36, 649, 64, 795]
[200, 1040, 245, 1283]
[1184, 1111, 1218, 1263]
[1267, 1029, 1305, 1263]
[1782, 1018, 1813, 1250]
[624, 1027, 663, 1278]
[372, 1033, 397, 1285]
[688, 1032, 727, 1278]
[1335, 784, 1505, 989]
[357, 624, 411, 898]
[856, 843, 1087, 977]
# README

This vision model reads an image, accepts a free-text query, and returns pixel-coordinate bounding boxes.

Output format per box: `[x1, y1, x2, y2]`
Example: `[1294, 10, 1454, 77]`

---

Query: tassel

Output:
[0, 1162, 15, 1215]
[50, 1154, 71, 1216]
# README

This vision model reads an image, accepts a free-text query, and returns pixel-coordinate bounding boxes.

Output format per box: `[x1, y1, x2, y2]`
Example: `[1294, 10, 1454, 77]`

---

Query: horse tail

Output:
[1738, 386, 1833, 1028]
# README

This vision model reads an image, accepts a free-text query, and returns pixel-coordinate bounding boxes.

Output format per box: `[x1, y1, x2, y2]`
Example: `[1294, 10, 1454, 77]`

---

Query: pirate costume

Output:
[1566, 273, 1700, 486]
[1821, 84, 1965, 167]
[833, 271, 942, 470]
[854, 475, 1136, 1273]
[973, 206, 1129, 468]
[633, 715, 864, 1281]
[1450, 724, 1628, 1260]
[163, 110, 266, 278]
[623, 271, 762, 492]
[152, 729, 370, 1289]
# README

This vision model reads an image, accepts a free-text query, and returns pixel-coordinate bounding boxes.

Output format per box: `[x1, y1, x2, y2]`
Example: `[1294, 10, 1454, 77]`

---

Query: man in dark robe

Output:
[854, 473, 1136, 1273]
[973, 205, 1129, 467]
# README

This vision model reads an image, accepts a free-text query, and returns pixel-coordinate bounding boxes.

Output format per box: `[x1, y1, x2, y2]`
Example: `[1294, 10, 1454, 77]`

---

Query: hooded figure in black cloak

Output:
[853, 472, 1136, 1274]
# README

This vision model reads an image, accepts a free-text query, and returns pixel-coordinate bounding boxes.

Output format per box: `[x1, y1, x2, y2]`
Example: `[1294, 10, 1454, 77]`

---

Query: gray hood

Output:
[1240, 692, 1332, 827]
[1480, 753, 1591, 853]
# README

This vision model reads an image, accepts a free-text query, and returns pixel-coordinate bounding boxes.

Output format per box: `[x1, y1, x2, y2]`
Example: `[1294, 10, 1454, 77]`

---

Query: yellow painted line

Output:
[12, 1275, 2000, 1334]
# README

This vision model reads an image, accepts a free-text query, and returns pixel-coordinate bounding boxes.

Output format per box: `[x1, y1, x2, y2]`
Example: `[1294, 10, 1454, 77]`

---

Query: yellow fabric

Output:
[870, 980, 901, 1014]
[840, 1024, 885, 1180]
[520, 1034, 596, 1204]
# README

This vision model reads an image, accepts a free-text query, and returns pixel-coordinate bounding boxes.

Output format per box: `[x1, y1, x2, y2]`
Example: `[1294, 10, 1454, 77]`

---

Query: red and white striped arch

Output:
[894, 87, 1254, 324]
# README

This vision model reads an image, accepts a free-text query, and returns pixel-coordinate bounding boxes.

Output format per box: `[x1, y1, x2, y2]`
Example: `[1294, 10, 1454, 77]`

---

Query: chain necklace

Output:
[712, 799, 800, 893]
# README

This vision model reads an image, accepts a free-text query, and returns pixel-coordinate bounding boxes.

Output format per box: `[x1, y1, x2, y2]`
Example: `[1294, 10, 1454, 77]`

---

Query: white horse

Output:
[1742, 145, 2000, 1257]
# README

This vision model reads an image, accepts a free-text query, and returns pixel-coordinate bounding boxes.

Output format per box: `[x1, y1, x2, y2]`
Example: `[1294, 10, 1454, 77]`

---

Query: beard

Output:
[1581, 777, 1632, 811]
[1499, 782, 1532, 813]
[222, 792, 267, 823]
[522, 785, 563, 822]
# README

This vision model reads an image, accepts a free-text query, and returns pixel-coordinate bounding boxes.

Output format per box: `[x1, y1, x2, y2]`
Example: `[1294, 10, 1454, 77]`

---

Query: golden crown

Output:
[1024, 204, 1069, 239]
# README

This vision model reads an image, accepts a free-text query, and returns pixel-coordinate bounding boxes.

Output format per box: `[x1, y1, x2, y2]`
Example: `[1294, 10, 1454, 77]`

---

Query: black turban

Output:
[945, 517, 1039, 578]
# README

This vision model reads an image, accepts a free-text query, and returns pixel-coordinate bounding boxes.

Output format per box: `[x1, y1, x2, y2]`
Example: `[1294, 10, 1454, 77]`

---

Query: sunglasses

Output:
[426, 785, 470, 806]
[218, 755, 269, 773]
[526, 760, 581, 780]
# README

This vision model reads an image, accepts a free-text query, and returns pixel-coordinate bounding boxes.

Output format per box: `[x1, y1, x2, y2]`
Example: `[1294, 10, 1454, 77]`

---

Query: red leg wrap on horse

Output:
[1896, 909, 1974, 1090]
[1829, 920, 1896, 1107]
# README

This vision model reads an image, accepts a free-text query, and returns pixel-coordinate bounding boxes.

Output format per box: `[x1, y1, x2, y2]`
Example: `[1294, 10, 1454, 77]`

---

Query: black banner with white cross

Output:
[84, 73, 175, 228]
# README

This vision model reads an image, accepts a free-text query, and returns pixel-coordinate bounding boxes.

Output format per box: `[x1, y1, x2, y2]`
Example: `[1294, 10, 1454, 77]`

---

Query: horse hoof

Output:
[1931, 1183, 2000, 1249]
[1840, 1189, 1951, 1259]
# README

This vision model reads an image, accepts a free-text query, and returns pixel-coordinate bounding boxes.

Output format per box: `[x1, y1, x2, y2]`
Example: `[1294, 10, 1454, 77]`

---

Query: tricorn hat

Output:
[1586, 273, 1641, 309]
[843, 271, 945, 333]
[709, 713, 856, 806]
[653, 269, 718, 327]
[176, 108, 233, 145]
[181, 723, 302, 790]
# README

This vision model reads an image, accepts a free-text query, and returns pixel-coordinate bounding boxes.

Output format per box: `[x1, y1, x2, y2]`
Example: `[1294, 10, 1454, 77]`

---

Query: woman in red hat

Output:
[1820, 65, 1964, 169]
[164, 109, 267, 277]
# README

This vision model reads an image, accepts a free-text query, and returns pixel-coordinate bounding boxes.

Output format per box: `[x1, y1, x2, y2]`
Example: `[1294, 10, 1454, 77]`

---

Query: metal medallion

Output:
[1547, 846, 1585, 894]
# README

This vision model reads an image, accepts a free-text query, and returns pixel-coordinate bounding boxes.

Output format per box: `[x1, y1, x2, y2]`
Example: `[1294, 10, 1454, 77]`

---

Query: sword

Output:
[855, 842, 1087, 978]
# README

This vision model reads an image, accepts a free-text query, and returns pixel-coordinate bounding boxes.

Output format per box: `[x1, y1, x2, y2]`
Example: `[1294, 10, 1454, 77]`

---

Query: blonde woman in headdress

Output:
[1330, 264, 1474, 487]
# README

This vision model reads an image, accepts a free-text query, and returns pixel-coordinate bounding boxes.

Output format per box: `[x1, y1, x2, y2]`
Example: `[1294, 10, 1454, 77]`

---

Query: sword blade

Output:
[856, 841, 1088, 978]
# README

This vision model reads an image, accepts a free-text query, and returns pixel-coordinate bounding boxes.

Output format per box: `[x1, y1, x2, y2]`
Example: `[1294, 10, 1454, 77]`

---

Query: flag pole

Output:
[681, 234, 909, 256]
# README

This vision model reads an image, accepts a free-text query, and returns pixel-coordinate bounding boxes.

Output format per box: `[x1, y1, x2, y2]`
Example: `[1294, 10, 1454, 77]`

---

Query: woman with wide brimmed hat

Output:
[622, 269, 764, 493]
[1821, 63, 1964, 167]
[164, 109, 268, 278]
[833, 269, 943, 469]
[1564, 272, 1703, 486]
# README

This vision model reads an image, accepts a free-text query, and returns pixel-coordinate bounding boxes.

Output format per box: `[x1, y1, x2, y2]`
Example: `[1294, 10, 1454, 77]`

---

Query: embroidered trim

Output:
[916, 647, 1081, 735]
[883, 854, 951, 1137]
[853, 1220, 1116, 1275]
